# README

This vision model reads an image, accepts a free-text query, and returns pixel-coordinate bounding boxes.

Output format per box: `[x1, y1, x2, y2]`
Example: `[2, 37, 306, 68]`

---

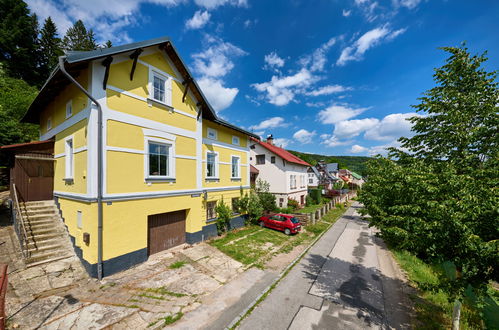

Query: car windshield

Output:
[290, 217, 300, 224]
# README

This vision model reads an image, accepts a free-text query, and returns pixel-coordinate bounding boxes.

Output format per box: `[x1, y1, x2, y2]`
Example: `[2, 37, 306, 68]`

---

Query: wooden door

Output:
[147, 210, 186, 256]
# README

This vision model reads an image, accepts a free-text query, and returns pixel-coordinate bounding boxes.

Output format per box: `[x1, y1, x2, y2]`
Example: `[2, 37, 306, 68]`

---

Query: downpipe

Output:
[58, 56, 104, 280]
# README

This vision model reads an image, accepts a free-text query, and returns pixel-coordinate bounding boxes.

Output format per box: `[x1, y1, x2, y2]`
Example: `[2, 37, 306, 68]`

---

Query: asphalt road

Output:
[238, 202, 412, 330]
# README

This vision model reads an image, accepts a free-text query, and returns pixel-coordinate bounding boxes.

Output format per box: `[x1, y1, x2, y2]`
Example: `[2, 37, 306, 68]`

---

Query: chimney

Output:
[266, 134, 274, 145]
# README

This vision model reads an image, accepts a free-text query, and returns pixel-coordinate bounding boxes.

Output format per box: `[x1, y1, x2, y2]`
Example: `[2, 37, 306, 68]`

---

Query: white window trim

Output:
[66, 100, 73, 119]
[232, 135, 240, 146]
[47, 117, 52, 131]
[231, 155, 241, 179]
[148, 68, 172, 107]
[205, 151, 219, 179]
[207, 128, 218, 141]
[64, 136, 74, 180]
[144, 136, 176, 180]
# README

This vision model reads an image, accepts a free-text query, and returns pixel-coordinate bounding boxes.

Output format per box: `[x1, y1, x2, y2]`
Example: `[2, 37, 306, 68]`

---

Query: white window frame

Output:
[232, 135, 240, 145]
[231, 155, 241, 179]
[207, 128, 218, 140]
[64, 136, 74, 180]
[206, 151, 219, 179]
[144, 137, 175, 180]
[47, 117, 52, 131]
[66, 100, 73, 118]
[148, 69, 172, 107]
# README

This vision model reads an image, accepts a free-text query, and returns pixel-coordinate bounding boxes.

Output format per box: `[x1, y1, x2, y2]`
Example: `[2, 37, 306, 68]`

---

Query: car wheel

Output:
[259, 221, 265, 228]
[284, 228, 291, 235]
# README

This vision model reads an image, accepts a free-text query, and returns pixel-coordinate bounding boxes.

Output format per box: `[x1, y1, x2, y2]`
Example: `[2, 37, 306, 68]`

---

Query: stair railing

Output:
[12, 184, 30, 258]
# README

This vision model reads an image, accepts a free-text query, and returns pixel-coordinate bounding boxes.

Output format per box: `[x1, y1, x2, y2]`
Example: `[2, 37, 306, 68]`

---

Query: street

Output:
[239, 202, 413, 330]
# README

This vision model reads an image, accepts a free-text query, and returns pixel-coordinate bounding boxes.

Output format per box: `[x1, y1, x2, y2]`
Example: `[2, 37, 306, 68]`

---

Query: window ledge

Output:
[231, 177, 242, 181]
[205, 177, 219, 181]
[147, 98, 173, 109]
[145, 177, 176, 182]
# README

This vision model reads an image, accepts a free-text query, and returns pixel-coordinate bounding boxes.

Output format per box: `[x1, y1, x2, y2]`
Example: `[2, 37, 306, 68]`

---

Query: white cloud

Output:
[27, 0, 188, 43]
[300, 37, 337, 72]
[317, 105, 368, 124]
[333, 118, 379, 139]
[364, 112, 418, 141]
[337, 25, 406, 66]
[185, 10, 211, 30]
[342, 9, 351, 17]
[192, 35, 247, 78]
[398, 0, 422, 9]
[243, 19, 257, 28]
[264, 52, 285, 70]
[367, 140, 404, 156]
[293, 129, 316, 144]
[252, 68, 316, 106]
[249, 117, 288, 131]
[320, 134, 354, 148]
[352, 0, 380, 22]
[350, 145, 368, 154]
[273, 138, 291, 148]
[306, 84, 352, 96]
[194, 0, 247, 9]
[197, 77, 239, 112]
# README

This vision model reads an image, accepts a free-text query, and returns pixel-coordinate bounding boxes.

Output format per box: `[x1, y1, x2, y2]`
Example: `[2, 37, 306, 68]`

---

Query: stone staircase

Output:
[20, 200, 75, 267]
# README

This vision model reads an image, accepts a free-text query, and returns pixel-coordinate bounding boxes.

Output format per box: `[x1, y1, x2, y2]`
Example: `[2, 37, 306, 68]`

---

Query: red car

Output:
[258, 213, 302, 235]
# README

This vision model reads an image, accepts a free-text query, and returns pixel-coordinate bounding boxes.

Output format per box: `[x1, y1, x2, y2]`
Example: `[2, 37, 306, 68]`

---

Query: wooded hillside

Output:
[287, 150, 371, 176]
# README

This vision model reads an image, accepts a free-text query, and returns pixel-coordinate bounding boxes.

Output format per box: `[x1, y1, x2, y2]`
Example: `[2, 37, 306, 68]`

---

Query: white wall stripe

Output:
[40, 107, 90, 141]
[202, 138, 250, 153]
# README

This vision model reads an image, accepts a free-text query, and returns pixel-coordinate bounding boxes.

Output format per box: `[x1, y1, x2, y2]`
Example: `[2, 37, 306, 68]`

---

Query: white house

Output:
[307, 167, 320, 188]
[250, 135, 310, 208]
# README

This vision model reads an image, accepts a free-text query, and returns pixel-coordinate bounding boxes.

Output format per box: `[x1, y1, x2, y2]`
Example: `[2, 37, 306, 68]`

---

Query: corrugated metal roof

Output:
[326, 163, 338, 173]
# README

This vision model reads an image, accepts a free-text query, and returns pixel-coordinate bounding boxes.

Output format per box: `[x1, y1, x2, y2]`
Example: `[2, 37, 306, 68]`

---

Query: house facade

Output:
[307, 167, 320, 188]
[249, 136, 310, 208]
[19, 37, 257, 278]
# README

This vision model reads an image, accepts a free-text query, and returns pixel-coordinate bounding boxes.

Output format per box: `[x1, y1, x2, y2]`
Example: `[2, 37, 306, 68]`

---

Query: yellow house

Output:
[21, 37, 257, 278]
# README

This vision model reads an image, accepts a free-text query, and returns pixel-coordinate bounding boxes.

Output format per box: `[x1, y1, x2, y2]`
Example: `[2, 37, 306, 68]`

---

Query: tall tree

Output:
[104, 40, 113, 48]
[39, 17, 62, 81]
[359, 46, 498, 329]
[62, 20, 97, 51]
[0, 0, 42, 86]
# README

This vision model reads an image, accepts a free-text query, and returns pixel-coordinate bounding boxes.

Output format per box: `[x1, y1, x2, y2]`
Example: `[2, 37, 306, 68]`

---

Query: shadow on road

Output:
[301, 254, 412, 329]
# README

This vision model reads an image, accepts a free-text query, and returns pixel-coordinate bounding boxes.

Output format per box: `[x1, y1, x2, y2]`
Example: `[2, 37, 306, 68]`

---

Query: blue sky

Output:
[28, 0, 499, 156]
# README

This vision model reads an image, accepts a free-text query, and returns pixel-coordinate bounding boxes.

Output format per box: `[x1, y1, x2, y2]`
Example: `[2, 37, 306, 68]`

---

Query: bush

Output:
[215, 200, 232, 234]
[276, 207, 294, 214]
[247, 191, 263, 224]
[309, 189, 322, 204]
[305, 195, 314, 207]
[287, 198, 299, 210]
[258, 192, 277, 212]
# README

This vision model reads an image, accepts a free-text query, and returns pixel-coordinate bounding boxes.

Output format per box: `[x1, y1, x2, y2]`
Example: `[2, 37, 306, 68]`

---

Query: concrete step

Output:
[25, 222, 56, 232]
[24, 218, 56, 226]
[26, 233, 64, 246]
[22, 205, 56, 212]
[26, 237, 62, 250]
[24, 214, 60, 222]
[27, 243, 64, 255]
[22, 200, 55, 207]
[22, 209, 58, 217]
[26, 226, 62, 237]
[26, 249, 61, 264]
[26, 254, 73, 268]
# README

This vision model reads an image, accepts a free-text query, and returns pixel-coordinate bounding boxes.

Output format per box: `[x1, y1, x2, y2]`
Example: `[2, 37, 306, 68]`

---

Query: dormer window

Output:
[66, 100, 72, 118]
[232, 136, 240, 145]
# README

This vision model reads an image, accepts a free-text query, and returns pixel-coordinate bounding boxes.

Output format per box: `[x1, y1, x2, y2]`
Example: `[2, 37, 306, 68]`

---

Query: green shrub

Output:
[247, 191, 263, 224]
[215, 200, 232, 234]
[258, 192, 277, 212]
[305, 195, 314, 207]
[309, 189, 322, 204]
[287, 198, 299, 210]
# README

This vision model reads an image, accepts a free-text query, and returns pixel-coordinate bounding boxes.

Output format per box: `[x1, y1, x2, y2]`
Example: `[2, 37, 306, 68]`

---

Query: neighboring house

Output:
[249, 135, 310, 208]
[250, 164, 259, 187]
[351, 171, 364, 188]
[339, 169, 353, 186]
[307, 167, 320, 188]
[314, 161, 340, 190]
[9, 37, 258, 278]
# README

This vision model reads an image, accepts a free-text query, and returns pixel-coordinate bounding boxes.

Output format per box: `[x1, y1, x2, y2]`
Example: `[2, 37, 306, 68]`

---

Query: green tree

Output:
[62, 20, 97, 51]
[0, 0, 42, 86]
[255, 178, 276, 212]
[104, 40, 112, 48]
[215, 199, 232, 234]
[359, 45, 498, 329]
[39, 17, 63, 81]
[0, 64, 38, 150]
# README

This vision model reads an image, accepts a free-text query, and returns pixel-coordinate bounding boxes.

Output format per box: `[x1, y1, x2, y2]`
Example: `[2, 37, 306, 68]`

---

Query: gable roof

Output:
[326, 163, 338, 173]
[22, 36, 258, 139]
[351, 171, 362, 180]
[250, 137, 310, 167]
[310, 166, 321, 178]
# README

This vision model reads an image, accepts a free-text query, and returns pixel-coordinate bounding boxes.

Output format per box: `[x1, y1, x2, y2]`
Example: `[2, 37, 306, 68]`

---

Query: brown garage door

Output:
[147, 210, 186, 256]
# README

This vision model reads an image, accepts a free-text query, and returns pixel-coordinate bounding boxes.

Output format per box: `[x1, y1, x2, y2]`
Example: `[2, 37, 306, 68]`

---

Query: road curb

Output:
[226, 204, 355, 329]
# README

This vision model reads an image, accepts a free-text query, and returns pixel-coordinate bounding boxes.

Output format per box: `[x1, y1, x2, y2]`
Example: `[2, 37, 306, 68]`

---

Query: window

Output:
[232, 136, 240, 145]
[77, 211, 82, 229]
[148, 142, 170, 177]
[207, 201, 217, 220]
[309, 179, 313, 184]
[65, 138, 74, 179]
[290, 175, 296, 189]
[66, 100, 72, 118]
[279, 198, 284, 208]
[232, 198, 239, 214]
[207, 128, 217, 140]
[271, 156, 276, 164]
[47, 118, 52, 131]
[206, 152, 218, 178]
[149, 70, 172, 106]
[256, 154, 265, 165]
[231, 156, 240, 178]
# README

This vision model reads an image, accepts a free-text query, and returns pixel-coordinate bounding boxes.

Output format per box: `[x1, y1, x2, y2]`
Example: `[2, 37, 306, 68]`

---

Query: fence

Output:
[296, 190, 356, 226]
[0, 264, 7, 330]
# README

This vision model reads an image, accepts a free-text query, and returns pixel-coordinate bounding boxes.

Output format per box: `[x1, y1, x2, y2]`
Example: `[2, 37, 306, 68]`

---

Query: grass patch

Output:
[295, 202, 326, 214]
[138, 293, 166, 300]
[170, 260, 187, 269]
[99, 282, 117, 290]
[144, 287, 187, 297]
[391, 249, 486, 329]
[163, 312, 183, 325]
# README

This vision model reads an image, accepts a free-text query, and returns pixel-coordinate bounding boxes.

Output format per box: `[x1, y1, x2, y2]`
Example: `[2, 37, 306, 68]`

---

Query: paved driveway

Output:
[239, 203, 413, 330]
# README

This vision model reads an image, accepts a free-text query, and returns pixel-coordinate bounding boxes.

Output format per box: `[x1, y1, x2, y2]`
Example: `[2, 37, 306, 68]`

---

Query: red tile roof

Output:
[250, 137, 310, 167]
[250, 164, 259, 173]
